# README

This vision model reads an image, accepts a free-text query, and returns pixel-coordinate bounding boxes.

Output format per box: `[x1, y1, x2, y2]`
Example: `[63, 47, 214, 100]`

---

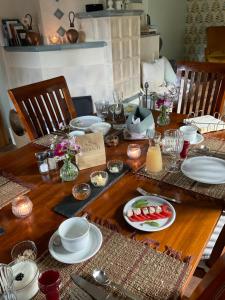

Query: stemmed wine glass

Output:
[163, 129, 184, 172]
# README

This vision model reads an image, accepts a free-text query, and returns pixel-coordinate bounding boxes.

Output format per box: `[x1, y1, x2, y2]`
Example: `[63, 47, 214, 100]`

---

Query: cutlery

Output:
[137, 187, 182, 204]
[93, 269, 140, 300]
[71, 274, 118, 300]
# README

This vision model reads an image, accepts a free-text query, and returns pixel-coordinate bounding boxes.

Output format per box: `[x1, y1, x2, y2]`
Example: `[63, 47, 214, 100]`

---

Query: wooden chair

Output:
[182, 252, 225, 300]
[8, 76, 77, 141]
[175, 61, 225, 116]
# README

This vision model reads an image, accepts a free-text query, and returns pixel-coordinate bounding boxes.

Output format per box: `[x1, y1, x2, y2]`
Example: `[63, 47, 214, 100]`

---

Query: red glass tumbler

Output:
[38, 270, 61, 300]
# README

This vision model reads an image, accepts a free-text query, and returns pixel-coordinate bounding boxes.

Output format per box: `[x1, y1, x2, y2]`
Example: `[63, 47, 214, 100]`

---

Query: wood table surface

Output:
[0, 112, 224, 292]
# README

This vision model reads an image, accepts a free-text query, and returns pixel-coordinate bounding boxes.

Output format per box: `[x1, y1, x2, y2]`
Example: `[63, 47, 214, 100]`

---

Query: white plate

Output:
[69, 116, 102, 131]
[123, 196, 176, 232]
[181, 156, 225, 184]
[49, 223, 102, 264]
[68, 130, 85, 137]
[190, 133, 204, 145]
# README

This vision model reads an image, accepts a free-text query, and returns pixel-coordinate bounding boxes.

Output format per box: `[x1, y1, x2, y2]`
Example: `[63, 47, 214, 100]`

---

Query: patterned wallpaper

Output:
[184, 0, 225, 61]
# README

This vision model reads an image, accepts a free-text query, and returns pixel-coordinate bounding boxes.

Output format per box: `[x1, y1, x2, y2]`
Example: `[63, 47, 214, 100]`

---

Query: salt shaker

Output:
[47, 150, 57, 171]
[35, 152, 49, 174]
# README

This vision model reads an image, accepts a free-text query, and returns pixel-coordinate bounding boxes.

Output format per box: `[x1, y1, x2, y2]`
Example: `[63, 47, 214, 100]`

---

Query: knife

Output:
[71, 274, 118, 300]
[137, 187, 182, 204]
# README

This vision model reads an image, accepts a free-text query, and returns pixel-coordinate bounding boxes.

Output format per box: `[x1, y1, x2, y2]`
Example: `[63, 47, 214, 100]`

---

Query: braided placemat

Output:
[137, 137, 225, 200]
[32, 134, 63, 148]
[35, 223, 191, 300]
[0, 173, 31, 209]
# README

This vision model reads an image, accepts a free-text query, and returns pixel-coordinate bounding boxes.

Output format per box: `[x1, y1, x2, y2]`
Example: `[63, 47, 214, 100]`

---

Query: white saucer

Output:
[49, 224, 103, 264]
[190, 133, 204, 145]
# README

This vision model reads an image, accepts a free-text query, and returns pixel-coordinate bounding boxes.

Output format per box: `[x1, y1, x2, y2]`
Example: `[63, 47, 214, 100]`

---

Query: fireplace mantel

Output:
[76, 10, 143, 19]
[4, 41, 107, 52]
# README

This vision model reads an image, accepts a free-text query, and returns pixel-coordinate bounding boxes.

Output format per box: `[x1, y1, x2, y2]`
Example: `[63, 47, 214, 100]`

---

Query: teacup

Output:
[179, 125, 197, 143]
[58, 217, 90, 253]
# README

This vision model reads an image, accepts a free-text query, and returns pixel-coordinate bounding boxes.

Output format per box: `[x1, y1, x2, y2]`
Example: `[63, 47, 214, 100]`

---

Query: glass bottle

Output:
[35, 152, 49, 174]
[47, 150, 57, 171]
[145, 131, 163, 173]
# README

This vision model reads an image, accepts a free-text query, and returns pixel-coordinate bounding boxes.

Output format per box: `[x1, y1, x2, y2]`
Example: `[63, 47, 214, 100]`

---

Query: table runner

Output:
[35, 223, 191, 300]
[137, 137, 225, 200]
[0, 172, 31, 209]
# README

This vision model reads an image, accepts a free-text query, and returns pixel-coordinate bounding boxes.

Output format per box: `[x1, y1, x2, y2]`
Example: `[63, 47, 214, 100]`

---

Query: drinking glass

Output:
[95, 102, 104, 119]
[163, 129, 184, 172]
[38, 270, 61, 300]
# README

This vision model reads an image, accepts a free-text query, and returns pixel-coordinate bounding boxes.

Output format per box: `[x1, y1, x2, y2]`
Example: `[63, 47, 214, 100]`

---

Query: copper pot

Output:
[26, 31, 41, 46]
[66, 29, 79, 43]
[66, 11, 79, 44]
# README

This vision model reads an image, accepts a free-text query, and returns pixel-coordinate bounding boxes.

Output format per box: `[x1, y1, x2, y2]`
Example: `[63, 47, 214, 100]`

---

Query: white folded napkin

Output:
[132, 115, 141, 125]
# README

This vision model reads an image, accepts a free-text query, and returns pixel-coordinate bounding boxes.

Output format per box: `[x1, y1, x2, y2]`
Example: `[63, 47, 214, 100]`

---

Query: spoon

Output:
[92, 269, 140, 300]
[53, 213, 88, 247]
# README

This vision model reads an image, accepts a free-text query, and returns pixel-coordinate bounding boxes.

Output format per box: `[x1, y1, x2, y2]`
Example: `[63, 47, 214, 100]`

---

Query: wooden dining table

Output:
[0, 112, 224, 294]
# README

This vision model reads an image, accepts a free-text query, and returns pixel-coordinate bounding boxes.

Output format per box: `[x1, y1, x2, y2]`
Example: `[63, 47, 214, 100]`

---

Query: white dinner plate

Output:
[181, 156, 225, 184]
[123, 196, 176, 232]
[49, 223, 102, 264]
[190, 133, 204, 145]
[69, 116, 102, 131]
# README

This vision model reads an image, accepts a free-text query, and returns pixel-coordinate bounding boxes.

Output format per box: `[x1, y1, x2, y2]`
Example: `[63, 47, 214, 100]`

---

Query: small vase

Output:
[157, 106, 170, 126]
[60, 159, 78, 182]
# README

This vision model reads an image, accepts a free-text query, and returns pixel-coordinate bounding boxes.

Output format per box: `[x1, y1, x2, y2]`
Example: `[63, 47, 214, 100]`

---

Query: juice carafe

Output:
[145, 131, 163, 173]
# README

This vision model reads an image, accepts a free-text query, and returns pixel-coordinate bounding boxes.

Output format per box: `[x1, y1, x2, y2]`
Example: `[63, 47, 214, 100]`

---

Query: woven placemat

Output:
[35, 224, 190, 300]
[137, 137, 225, 200]
[33, 134, 60, 148]
[0, 175, 30, 209]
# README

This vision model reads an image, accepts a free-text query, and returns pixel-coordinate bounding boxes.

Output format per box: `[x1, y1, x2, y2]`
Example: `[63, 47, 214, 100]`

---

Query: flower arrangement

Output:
[52, 123, 81, 181]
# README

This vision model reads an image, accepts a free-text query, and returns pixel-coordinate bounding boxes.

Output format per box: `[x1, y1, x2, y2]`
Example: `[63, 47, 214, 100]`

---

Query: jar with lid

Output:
[35, 152, 49, 174]
[47, 150, 57, 171]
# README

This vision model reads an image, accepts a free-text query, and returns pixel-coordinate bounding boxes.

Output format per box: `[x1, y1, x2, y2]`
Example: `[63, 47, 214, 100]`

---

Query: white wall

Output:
[0, 0, 38, 133]
[144, 0, 186, 60]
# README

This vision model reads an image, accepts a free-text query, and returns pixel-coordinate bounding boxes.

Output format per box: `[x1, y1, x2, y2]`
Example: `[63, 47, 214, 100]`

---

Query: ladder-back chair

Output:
[175, 61, 225, 116]
[8, 76, 77, 141]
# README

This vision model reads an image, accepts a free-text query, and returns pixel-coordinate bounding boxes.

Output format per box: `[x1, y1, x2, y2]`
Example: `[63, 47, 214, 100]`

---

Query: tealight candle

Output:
[12, 195, 33, 218]
[48, 34, 61, 45]
[127, 144, 141, 159]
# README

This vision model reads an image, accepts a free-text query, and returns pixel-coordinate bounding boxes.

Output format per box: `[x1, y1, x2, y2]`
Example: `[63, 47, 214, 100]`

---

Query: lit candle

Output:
[12, 195, 33, 218]
[49, 35, 61, 45]
[127, 144, 141, 159]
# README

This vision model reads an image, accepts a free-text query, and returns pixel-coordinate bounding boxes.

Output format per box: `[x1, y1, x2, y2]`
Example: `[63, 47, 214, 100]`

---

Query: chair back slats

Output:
[176, 61, 225, 116]
[8, 76, 76, 140]
[48, 91, 64, 126]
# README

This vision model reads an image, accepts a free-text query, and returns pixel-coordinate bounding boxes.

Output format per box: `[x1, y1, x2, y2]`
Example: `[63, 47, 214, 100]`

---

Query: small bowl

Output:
[11, 240, 37, 261]
[69, 130, 85, 137]
[90, 171, 109, 187]
[90, 122, 111, 136]
[107, 160, 123, 173]
[72, 183, 91, 201]
[105, 135, 119, 147]
[9, 259, 39, 300]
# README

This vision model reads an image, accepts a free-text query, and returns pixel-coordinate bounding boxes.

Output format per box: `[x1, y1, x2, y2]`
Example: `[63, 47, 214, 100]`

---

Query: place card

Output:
[76, 132, 106, 170]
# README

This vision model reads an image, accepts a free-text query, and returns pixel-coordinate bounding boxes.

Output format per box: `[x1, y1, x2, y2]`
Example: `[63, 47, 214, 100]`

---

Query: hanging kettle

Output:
[66, 11, 79, 43]
[24, 14, 41, 46]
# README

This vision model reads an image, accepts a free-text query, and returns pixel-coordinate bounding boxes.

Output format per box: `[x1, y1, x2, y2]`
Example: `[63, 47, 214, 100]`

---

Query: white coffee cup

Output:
[58, 217, 90, 252]
[179, 125, 197, 143]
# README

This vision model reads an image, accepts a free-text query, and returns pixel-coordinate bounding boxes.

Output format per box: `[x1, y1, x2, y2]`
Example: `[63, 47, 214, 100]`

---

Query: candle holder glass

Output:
[12, 195, 33, 218]
[127, 144, 141, 159]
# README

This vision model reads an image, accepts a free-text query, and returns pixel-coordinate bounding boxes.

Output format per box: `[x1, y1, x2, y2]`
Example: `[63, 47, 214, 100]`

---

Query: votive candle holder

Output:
[12, 195, 33, 218]
[127, 144, 141, 159]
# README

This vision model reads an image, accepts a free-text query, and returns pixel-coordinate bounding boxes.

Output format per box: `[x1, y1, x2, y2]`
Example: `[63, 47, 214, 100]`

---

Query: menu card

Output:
[76, 132, 106, 170]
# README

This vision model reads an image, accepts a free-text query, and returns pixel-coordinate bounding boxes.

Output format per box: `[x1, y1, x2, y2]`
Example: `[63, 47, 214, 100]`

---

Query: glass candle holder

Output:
[12, 195, 33, 218]
[127, 144, 141, 159]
